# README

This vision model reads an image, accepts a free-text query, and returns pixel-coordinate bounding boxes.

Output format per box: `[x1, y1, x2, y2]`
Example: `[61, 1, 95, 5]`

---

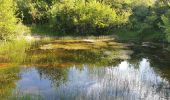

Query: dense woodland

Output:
[1, 0, 170, 42]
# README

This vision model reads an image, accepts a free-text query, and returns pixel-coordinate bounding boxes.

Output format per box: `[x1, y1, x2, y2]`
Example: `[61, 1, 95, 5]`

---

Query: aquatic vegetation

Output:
[24, 37, 133, 67]
[40, 38, 126, 50]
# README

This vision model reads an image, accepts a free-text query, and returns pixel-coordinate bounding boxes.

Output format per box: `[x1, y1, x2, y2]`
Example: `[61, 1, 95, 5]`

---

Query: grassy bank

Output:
[0, 39, 30, 64]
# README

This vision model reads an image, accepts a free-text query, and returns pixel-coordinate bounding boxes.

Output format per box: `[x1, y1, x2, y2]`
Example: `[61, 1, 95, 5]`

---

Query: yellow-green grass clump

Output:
[40, 38, 127, 50]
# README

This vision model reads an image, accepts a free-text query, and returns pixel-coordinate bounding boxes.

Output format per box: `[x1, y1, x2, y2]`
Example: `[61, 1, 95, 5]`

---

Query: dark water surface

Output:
[0, 39, 170, 100]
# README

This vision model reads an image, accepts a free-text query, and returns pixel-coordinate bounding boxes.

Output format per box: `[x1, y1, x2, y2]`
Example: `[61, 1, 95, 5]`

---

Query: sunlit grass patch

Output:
[40, 42, 92, 50]
[0, 39, 30, 63]
[39, 37, 124, 50]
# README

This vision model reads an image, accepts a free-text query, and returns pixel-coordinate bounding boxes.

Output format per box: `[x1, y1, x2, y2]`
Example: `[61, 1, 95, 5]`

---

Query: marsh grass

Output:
[0, 39, 30, 63]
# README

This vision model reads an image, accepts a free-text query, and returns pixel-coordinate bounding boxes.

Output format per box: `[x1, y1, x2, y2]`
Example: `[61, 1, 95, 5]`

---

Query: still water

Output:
[0, 39, 170, 100]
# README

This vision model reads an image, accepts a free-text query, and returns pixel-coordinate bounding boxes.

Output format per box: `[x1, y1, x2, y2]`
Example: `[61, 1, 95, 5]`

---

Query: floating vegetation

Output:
[40, 38, 125, 50]
[25, 37, 133, 67]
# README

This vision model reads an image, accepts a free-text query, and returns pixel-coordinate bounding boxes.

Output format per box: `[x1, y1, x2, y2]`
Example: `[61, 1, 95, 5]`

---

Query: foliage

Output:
[16, 0, 50, 24]
[50, 0, 131, 35]
[158, 1, 170, 42]
[161, 15, 170, 42]
[1, 0, 170, 42]
[0, 0, 18, 41]
[0, 0, 30, 41]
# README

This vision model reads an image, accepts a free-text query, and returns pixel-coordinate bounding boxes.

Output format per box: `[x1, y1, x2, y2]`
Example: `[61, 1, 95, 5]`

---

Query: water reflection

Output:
[15, 58, 170, 100]
[0, 39, 170, 99]
[0, 67, 20, 100]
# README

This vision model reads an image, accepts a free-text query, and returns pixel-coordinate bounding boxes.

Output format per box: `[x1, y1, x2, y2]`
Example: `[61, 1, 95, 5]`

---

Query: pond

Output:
[0, 37, 170, 100]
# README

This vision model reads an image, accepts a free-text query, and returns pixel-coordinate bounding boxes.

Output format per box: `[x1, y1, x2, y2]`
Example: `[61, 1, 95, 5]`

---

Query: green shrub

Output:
[0, 0, 18, 41]
[16, 0, 50, 24]
[161, 15, 170, 42]
[50, 0, 131, 35]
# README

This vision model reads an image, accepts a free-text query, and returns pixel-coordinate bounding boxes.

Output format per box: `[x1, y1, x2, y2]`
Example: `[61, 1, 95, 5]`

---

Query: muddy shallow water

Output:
[0, 38, 170, 100]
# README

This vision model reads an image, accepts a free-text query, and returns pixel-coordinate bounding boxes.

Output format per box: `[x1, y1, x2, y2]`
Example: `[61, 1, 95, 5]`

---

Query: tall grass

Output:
[0, 39, 30, 63]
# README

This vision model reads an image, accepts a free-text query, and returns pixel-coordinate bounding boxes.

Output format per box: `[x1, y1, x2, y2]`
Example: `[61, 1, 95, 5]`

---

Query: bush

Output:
[0, 0, 18, 41]
[16, 0, 50, 24]
[161, 15, 170, 42]
[50, 0, 131, 35]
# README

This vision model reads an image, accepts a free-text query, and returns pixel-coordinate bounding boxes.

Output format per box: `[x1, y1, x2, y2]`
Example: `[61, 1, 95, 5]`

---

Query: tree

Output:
[50, 0, 131, 35]
[0, 0, 18, 41]
[161, 14, 170, 42]
[17, 0, 50, 24]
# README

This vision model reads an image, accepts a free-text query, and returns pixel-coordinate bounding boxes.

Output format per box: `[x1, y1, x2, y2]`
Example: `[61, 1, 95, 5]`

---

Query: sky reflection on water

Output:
[15, 58, 170, 100]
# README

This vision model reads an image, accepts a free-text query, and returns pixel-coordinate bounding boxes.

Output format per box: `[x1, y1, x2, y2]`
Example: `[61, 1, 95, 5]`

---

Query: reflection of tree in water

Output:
[36, 67, 68, 87]
[54, 59, 170, 100]
[130, 45, 170, 81]
[0, 67, 20, 100]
